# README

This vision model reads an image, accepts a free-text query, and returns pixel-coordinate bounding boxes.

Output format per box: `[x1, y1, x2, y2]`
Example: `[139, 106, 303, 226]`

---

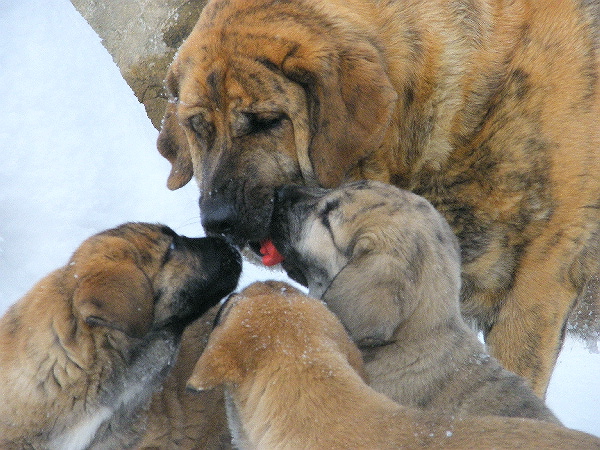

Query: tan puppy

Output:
[188, 281, 600, 449]
[158, 0, 600, 396]
[0, 223, 241, 449]
[269, 181, 558, 422]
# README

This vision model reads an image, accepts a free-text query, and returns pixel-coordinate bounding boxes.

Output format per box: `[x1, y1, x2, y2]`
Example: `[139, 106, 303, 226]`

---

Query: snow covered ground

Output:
[0, 0, 598, 438]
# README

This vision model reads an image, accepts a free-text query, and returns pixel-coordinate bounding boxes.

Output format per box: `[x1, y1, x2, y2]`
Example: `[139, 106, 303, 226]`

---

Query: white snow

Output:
[0, 0, 598, 438]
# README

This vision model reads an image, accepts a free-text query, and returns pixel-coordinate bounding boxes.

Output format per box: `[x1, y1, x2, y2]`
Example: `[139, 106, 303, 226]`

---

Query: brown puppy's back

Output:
[189, 281, 600, 449]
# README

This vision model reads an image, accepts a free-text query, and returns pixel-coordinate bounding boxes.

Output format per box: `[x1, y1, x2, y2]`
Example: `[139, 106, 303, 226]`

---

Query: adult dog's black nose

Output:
[200, 192, 237, 236]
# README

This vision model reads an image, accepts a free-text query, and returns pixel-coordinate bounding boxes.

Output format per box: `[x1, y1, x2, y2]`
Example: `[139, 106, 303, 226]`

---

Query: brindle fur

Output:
[0, 223, 241, 448]
[271, 180, 559, 422]
[158, 0, 600, 396]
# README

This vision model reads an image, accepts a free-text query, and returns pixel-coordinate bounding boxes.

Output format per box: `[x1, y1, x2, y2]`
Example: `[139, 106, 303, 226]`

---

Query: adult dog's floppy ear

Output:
[283, 39, 397, 187]
[73, 258, 154, 338]
[187, 340, 242, 391]
[322, 240, 418, 346]
[157, 100, 194, 190]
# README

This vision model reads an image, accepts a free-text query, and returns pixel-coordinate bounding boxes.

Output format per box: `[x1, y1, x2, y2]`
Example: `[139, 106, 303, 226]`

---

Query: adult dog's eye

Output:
[189, 114, 215, 143]
[251, 113, 284, 133]
[239, 112, 285, 136]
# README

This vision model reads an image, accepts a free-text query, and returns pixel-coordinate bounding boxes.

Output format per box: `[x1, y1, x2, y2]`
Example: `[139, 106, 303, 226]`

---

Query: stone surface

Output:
[70, 0, 207, 129]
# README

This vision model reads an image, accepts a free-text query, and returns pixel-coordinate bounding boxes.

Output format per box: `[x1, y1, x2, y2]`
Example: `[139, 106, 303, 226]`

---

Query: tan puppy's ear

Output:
[157, 101, 194, 190]
[187, 341, 242, 391]
[283, 40, 397, 187]
[73, 260, 154, 338]
[323, 242, 417, 346]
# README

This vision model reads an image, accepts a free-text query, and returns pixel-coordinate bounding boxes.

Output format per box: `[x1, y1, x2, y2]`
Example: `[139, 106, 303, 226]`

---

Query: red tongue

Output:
[259, 239, 285, 266]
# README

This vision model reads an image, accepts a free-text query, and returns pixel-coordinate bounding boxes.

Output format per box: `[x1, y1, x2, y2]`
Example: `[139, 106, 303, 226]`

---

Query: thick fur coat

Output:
[158, 0, 600, 396]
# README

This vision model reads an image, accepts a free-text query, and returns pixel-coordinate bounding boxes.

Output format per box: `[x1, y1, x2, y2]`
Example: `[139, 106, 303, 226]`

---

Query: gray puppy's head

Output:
[270, 180, 462, 346]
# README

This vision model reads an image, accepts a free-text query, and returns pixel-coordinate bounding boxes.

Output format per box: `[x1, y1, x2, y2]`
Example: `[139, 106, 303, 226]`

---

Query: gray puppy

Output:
[269, 180, 558, 422]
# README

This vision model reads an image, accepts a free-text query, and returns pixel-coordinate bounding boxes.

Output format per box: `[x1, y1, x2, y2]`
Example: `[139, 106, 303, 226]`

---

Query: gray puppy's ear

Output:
[322, 239, 422, 346]
[323, 225, 462, 347]
[322, 246, 416, 345]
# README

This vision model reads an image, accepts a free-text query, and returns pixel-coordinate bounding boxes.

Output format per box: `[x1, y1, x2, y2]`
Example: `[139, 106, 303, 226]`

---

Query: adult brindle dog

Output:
[157, 0, 600, 396]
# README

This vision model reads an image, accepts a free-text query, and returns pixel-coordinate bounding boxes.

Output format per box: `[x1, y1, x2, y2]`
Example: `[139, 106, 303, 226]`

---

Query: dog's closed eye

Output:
[233, 111, 285, 137]
[189, 113, 216, 147]
[319, 199, 341, 229]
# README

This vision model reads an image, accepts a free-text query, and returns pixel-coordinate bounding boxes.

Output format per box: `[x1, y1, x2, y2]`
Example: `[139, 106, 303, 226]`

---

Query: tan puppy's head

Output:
[0, 223, 242, 448]
[69, 223, 242, 338]
[157, 0, 396, 248]
[268, 180, 462, 346]
[187, 281, 366, 391]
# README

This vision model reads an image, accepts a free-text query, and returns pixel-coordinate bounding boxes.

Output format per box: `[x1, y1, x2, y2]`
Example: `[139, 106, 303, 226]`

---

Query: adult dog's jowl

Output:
[158, 0, 600, 396]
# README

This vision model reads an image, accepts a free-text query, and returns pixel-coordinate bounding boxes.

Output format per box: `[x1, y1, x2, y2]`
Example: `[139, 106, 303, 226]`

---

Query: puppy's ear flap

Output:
[283, 40, 397, 187]
[157, 101, 194, 190]
[73, 260, 154, 338]
[322, 241, 418, 346]
[187, 341, 242, 391]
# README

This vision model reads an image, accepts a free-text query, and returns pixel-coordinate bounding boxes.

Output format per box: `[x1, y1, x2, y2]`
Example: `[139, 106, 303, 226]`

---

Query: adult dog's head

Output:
[157, 0, 397, 249]
[70, 222, 242, 338]
[269, 181, 462, 346]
